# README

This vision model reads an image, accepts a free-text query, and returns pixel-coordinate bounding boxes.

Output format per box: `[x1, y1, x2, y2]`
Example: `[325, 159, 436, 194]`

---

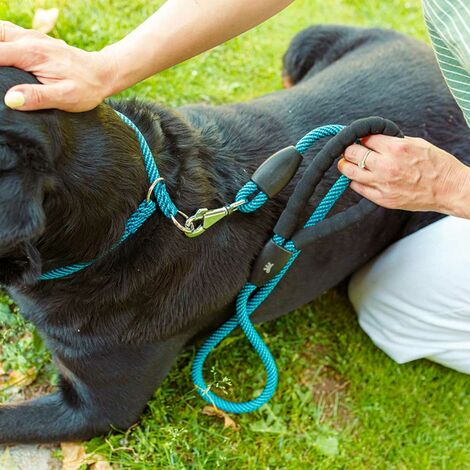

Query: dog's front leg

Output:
[0, 335, 187, 444]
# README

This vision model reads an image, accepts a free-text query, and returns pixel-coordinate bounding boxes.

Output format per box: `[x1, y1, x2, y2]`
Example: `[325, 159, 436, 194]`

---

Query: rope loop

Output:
[191, 283, 279, 413]
[295, 124, 345, 155]
[235, 181, 269, 213]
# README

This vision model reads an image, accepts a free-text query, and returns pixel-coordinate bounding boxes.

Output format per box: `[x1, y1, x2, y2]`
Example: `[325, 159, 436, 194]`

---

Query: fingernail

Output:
[4, 91, 25, 109]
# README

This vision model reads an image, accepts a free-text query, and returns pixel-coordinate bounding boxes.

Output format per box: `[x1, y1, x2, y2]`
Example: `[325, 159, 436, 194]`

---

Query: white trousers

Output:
[349, 216, 470, 374]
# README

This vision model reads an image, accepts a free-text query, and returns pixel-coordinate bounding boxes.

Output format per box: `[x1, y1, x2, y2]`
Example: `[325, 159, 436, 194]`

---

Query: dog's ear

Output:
[0, 67, 59, 251]
[0, 142, 47, 246]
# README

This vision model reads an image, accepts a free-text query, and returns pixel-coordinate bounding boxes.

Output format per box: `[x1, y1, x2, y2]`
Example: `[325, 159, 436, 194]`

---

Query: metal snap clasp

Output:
[174, 200, 246, 238]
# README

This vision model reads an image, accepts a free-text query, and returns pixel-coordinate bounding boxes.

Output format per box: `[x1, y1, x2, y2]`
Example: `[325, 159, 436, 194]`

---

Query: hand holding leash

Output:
[339, 134, 470, 218]
[192, 116, 404, 414]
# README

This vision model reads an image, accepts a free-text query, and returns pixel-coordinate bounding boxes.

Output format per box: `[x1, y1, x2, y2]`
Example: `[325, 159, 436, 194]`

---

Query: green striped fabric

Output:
[423, 0, 470, 127]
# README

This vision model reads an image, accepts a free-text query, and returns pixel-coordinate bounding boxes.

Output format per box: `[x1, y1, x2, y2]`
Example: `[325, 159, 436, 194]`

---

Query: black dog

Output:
[0, 25, 468, 443]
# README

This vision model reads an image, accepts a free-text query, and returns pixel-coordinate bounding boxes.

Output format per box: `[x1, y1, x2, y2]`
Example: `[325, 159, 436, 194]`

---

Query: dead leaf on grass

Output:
[1, 367, 38, 390]
[32, 8, 59, 34]
[202, 405, 238, 430]
[90, 460, 113, 470]
[61, 442, 113, 470]
[61, 442, 87, 470]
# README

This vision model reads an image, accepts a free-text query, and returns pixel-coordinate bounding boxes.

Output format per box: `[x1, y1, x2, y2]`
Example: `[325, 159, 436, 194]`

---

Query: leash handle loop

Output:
[274, 116, 403, 241]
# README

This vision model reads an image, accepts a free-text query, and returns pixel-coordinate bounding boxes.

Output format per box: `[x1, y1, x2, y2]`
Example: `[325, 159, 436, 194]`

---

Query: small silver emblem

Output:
[263, 262, 274, 274]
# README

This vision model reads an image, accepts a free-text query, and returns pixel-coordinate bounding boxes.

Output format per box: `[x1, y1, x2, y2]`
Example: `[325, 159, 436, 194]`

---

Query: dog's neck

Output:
[35, 100, 245, 277]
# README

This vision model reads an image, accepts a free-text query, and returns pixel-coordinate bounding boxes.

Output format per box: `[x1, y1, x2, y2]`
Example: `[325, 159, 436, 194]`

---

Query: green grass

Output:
[1, 0, 469, 468]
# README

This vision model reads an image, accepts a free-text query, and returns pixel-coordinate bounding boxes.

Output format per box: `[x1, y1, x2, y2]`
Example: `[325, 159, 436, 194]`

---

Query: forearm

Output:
[102, 0, 294, 95]
[0, 0, 292, 111]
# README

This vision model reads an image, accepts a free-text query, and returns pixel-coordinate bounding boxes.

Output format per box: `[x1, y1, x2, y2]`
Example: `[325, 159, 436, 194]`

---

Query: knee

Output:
[427, 350, 470, 375]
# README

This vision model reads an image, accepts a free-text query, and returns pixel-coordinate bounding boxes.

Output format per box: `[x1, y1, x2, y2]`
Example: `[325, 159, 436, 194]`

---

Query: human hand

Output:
[338, 134, 470, 217]
[0, 21, 117, 112]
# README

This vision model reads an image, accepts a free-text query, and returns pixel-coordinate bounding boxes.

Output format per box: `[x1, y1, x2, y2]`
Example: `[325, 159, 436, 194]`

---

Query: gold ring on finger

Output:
[359, 149, 372, 170]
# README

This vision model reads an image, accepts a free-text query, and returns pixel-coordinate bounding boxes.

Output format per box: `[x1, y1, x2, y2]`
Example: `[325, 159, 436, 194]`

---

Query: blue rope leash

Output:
[39, 112, 271, 281]
[192, 125, 349, 413]
[39, 111, 179, 281]
[37, 113, 349, 415]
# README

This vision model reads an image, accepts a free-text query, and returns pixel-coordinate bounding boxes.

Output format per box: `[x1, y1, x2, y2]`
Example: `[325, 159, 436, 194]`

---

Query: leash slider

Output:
[252, 145, 302, 198]
[249, 239, 293, 287]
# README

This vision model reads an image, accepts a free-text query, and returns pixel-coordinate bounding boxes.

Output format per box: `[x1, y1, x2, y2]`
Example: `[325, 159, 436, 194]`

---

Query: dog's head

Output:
[0, 68, 155, 286]
[0, 67, 60, 284]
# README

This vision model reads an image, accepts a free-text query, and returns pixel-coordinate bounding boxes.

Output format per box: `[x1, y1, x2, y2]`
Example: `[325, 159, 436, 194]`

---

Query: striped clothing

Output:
[423, 0, 470, 126]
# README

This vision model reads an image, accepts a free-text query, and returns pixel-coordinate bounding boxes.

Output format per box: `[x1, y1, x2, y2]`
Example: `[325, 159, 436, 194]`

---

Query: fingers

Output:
[343, 143, 378, 170]
[338, 158, 375, 184]
[4, 84, 64, 111]
[0, 21, 26, 42]
[361, 134, 408, 155]
[0, 43, 24, 66]
[349, 181, 384, 204]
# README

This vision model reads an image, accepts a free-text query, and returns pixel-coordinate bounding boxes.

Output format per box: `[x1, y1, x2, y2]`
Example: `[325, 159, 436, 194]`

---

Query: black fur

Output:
[0, 25, 468, 443]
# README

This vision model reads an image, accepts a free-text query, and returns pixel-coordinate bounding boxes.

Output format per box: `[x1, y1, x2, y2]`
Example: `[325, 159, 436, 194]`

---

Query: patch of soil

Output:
[1, 385, 60, 469]
[1, 444, 61, 470]
[310, 366, 353, 427]
[22, 382, 55, 401]
[300, 343, 354, 429]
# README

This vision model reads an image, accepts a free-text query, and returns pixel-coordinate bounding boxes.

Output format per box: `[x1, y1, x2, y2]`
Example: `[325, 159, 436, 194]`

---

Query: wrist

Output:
[98, 38, 159, 97]
[439, 162, 470, 219]
[95, 45, 121, 97]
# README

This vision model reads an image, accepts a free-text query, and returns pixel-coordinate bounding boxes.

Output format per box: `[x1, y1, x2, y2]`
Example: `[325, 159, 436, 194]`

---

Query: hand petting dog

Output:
[0, 21, 111, 112]
[0, 0, 293, 112]
[338, 135, 470, 218]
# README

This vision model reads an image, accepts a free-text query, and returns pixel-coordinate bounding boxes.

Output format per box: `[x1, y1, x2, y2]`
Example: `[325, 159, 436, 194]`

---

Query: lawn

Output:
[0, 0, 469, 469]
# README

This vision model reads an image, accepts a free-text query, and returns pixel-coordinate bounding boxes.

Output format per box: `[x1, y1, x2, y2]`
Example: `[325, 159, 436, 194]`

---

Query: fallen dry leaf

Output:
[61, 442, 113, 470]
[90, 460, 113, 470]
[32, 8, 59, 34]
[61, 442, 87, 470]
[202, 405, 238, 430]
[2, 367, 38, 390]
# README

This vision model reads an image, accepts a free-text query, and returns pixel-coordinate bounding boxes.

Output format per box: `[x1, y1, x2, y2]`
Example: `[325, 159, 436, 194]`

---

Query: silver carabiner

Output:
[171, 210, 193, 235]
[181, 200, 246, 238]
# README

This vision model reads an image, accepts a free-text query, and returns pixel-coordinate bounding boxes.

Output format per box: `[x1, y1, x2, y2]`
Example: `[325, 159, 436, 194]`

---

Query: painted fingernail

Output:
[4, 91, 25, 109]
